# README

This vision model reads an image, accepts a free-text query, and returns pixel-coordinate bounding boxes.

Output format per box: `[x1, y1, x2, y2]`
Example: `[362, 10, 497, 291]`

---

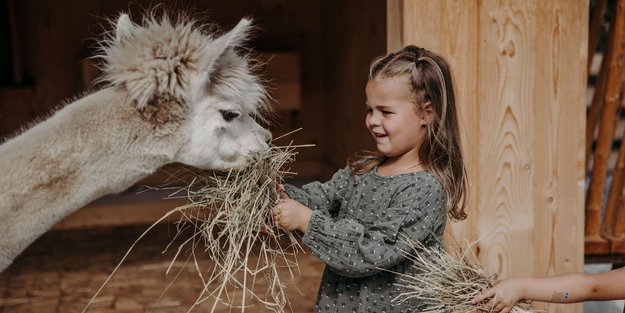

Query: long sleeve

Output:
[283, 167, 354, 217]
[302, 175, 446, 278]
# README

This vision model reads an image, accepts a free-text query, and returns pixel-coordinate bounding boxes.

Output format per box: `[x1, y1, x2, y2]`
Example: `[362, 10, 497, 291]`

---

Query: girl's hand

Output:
[276, 184, 289, 199]
[272, 199, 312, 233]
[471, 278, 525, 313]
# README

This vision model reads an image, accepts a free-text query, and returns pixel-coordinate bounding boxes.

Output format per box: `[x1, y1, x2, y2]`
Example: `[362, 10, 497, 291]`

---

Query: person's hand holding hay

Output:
[392, 239, 542, 313]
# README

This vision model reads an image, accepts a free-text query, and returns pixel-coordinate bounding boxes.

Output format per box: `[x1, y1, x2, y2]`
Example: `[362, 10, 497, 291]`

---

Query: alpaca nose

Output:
[262, 129, 272, 144]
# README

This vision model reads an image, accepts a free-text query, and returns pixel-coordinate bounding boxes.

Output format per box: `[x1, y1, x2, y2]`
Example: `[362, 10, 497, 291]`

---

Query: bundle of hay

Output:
[164, 143, 307, 312]
[393, 240, 540, 313]
[85, 143, 307, 313]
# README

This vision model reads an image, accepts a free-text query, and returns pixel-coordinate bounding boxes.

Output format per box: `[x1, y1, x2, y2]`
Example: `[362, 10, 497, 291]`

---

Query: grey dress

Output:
[284, 167, 446, 313]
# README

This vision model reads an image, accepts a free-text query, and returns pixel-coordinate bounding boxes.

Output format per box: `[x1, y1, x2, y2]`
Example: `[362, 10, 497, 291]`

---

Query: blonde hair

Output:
[347, 45, 468, 221]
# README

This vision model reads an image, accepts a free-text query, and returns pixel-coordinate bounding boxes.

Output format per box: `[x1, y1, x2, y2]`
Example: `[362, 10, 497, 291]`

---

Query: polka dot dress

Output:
[284, 167, 447, 313]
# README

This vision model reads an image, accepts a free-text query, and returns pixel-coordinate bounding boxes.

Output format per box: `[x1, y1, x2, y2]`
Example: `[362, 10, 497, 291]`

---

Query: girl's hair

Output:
[347, 45, 468, 221]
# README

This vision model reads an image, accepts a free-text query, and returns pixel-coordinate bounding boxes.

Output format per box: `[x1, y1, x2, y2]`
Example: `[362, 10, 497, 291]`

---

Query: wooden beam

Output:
[586, 0, 625, 245]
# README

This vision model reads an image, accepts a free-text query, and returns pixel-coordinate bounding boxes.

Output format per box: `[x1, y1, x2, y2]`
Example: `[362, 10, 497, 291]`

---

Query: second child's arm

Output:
[472, 267, 625, 312]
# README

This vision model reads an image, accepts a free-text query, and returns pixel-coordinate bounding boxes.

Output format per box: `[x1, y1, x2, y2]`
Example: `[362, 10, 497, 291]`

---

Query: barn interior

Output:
[0, 1, 386, 312]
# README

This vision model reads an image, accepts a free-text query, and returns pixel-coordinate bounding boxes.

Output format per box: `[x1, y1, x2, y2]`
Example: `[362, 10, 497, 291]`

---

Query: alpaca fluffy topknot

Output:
[98, 14, 244, 110]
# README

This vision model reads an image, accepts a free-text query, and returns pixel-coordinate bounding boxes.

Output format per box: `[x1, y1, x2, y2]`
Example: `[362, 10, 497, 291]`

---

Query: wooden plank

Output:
[53, 198, 186, 230]
[320, 0, 386, 170]
[386, 0, 403, 52]
[392, 2, 586, 313]
[532, 0, 587, 297]
[399, 0, 480, 247]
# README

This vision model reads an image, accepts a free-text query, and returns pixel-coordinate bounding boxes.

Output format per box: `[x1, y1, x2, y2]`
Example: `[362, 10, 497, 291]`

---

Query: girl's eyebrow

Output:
[372, 105, 393, 110]
[365, 101, 393, 109]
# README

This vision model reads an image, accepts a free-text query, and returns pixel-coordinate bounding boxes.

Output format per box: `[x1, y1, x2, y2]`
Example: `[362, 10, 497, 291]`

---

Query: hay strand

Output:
[165, 144, 303, 312]
[392, 239, 541, 313]
[83, 143, 305, 313]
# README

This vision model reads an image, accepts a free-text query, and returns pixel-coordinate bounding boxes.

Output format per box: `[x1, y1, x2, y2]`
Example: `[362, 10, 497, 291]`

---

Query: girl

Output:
[272, 45, 468, 312]
[471, 266, 625, 313]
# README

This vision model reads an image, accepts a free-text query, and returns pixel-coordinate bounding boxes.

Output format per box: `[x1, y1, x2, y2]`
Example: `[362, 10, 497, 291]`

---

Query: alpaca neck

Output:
[0, 88, 182, 271]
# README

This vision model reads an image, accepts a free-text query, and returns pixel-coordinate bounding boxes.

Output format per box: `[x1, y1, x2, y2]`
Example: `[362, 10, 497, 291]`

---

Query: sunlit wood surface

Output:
[388, 1, 588, 313]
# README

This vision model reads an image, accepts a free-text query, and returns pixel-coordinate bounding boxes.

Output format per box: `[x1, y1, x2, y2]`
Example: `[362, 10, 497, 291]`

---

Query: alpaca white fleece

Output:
[0, 13, 271, 272]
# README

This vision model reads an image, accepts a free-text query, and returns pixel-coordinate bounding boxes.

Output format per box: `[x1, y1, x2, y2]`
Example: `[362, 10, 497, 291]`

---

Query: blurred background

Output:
[1, 0, 624, 312]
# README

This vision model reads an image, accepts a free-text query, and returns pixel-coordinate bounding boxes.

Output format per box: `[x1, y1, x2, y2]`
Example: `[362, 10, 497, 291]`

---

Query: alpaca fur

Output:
[0, 13, 272, 272]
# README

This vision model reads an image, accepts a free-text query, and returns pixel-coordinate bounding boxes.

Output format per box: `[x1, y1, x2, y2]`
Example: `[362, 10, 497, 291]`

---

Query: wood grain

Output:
[391, 1, 587, 312]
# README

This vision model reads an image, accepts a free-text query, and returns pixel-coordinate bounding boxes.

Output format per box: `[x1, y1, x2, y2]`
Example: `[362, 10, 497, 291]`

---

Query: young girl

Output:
[272, 45, 468, 312]
[471, 267, 625, 313]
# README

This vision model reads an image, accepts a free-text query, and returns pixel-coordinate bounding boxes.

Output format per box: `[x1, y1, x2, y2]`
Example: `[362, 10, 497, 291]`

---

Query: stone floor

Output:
[0, 224, 323, 312]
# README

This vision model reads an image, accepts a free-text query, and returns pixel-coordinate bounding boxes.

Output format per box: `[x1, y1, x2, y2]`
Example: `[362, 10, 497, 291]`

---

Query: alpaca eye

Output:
[220, 110, 240, 122]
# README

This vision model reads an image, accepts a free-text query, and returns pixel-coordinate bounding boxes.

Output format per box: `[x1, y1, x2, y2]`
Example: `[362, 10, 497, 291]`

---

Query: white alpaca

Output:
[0, 13, 272, 272]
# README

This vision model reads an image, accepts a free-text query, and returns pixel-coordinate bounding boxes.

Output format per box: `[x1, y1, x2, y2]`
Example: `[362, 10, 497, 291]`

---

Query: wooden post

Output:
[587, 0, 607, 72]
[586, 0, 625, 252]
[604, 124, 625, 237]
[586, 38, 610, 173]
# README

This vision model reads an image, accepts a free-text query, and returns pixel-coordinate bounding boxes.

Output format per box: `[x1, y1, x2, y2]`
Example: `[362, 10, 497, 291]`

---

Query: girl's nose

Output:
[369, 113, 382, 126]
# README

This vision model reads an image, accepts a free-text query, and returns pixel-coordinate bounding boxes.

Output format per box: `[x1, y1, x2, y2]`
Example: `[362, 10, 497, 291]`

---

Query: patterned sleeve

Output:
[302, 177, 446, 278]
[283, 167, 354, 217]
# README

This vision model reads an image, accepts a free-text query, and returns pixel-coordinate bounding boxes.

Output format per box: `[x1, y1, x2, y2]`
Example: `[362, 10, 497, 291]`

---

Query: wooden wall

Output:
[388, 1, 587, 313]
[320, 1, 387, 174]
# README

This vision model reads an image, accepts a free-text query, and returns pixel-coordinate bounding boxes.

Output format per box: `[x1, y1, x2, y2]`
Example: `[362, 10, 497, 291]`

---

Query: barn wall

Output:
[388, 1, 587, 313]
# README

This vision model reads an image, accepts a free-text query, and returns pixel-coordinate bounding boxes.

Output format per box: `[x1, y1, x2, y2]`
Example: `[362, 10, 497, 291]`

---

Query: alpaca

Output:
[0, 13, 272, 272]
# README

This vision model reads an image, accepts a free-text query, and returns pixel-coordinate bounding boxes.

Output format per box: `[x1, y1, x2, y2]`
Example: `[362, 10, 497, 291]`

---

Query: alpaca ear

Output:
[115, 14, 134, 41]
[200, 18, 252, 78]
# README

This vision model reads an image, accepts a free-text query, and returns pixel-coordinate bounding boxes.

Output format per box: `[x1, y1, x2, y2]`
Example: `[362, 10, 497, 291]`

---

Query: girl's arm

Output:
[301, 179, 446, 278]
[282, 167, 353, 216]
[471, 267, 625, 311]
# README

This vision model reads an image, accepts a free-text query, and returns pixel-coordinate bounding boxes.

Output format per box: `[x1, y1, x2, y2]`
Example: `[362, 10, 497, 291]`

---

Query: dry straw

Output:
[168, 143, 307, 312]
[392, 239, 541, 313]
[84, 131, 312, 313]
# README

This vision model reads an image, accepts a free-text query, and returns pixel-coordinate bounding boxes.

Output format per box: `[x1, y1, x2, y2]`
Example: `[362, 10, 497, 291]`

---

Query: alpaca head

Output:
[101, 13, 272, 170]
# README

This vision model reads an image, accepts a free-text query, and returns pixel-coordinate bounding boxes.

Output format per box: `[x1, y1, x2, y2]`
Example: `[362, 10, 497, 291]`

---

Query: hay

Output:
[166, 144, 305, 312]
[83, 140, 311, 313]
[393, 239, 541, 313]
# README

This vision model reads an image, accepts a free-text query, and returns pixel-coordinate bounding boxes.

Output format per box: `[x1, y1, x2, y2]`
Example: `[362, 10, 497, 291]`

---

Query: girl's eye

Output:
[382, 111, 392, 116]
[365, 108, 373, 114]
[220, 110, 240, 122]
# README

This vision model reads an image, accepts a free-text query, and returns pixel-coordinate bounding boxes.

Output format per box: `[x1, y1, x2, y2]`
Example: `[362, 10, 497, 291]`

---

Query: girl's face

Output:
[365, 75, 430, 163]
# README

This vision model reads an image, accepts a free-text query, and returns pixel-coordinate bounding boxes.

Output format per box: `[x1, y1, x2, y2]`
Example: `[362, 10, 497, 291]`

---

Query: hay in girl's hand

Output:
[82, 138, 311, 313]
[393, 240, 541, 313]
[167, 144, 305, 312]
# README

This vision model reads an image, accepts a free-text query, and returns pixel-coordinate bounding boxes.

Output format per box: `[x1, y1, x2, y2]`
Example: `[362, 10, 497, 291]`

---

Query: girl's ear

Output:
[421, 102, 435, 125]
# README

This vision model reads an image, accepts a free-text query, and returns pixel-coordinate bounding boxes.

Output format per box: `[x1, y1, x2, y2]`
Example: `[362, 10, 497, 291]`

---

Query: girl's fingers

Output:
[476, 288, 495, 303]
[484, 298, 493, 307]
